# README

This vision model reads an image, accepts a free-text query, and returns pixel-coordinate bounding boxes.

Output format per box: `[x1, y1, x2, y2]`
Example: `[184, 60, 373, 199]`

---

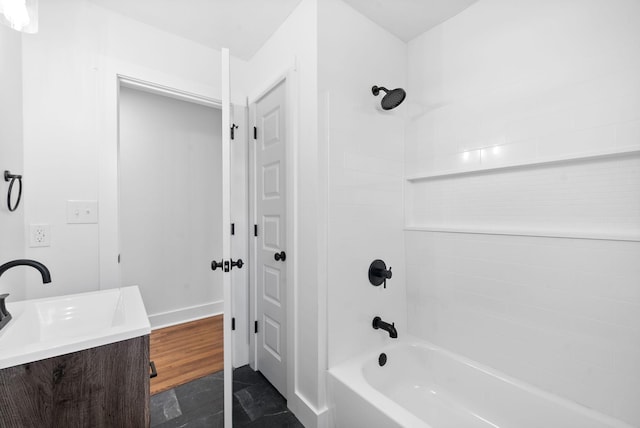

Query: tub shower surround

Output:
[325, 0, 640, 426]
[401, 0, 640, 424]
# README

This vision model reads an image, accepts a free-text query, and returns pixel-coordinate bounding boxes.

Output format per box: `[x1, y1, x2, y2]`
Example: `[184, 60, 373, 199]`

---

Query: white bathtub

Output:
[328, 338, 632, 428]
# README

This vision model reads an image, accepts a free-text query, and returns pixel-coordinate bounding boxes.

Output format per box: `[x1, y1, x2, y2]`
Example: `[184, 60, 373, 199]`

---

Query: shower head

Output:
[372, 85, 406, 110]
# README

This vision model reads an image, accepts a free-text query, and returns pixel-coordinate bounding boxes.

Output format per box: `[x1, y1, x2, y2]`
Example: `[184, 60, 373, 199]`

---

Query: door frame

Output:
[115, 75, 226, 328]
[248, 63, 298, 402]
[117, 75, 223, 109]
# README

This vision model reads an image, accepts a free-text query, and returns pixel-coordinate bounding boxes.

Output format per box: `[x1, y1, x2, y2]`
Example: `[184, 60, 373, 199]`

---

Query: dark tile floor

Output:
[150, 365, 304, 427]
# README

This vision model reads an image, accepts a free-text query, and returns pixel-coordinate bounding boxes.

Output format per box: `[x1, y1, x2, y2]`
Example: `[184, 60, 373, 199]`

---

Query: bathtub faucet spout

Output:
[372, 316, 398, 339]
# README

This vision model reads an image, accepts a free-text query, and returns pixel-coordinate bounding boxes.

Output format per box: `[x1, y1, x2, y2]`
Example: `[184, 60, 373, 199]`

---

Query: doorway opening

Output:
[117, 82, 224, 394]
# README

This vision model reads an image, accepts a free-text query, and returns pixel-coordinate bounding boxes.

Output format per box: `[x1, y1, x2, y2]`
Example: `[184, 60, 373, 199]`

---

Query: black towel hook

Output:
[4, 170, 23, 212]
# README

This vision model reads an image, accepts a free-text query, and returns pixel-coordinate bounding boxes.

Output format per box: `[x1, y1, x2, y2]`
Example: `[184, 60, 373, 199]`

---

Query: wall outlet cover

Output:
[29, 224, 51, 247]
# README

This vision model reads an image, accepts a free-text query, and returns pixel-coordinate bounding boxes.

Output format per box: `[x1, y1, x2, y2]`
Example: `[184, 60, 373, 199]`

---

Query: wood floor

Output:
[150, 315, 223, 395]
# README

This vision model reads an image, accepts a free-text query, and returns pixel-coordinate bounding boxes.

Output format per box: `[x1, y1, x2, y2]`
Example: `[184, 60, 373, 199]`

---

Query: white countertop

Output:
[0, 286, 151, 370]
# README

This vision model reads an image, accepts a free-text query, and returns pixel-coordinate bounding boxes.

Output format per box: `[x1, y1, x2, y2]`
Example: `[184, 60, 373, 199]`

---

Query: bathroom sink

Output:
[0, 286, 150, 370]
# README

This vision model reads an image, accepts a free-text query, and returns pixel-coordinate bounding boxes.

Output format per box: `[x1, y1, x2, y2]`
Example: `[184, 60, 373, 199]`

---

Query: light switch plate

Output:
[67, 200, 99, 224]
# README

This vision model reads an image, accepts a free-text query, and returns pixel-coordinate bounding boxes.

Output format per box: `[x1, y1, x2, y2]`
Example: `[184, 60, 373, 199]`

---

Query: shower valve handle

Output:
[369, 259, 392, 288]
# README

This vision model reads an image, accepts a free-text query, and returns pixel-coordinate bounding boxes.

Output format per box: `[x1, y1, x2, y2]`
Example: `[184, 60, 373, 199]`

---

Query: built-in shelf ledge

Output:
[406, 147, 640, 182]
[404, 226, 640, 242]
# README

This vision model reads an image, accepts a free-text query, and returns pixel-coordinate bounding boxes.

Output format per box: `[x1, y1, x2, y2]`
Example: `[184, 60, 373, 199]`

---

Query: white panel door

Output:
[255, 81, 287, 396]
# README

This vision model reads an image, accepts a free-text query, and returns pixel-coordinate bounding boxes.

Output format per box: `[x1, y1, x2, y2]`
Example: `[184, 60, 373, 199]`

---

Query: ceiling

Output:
[86, 0, 303, 60]
[86, 0, 478, 60]
[343, 0, 479, 42]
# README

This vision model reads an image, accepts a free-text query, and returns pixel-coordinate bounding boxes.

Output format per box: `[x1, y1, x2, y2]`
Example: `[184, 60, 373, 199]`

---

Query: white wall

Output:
[405, 0, 640, 425]
[22, 0, 101, 300]
[319, 0, 407, 368]
[118, 87, 223, 327]
[247, 0, 324, 425]
[0, 25, 26, 299]
[20, 0, 249, 300]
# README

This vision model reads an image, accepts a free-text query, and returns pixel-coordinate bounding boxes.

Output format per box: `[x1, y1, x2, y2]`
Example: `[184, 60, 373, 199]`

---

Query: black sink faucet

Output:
[0, 259, 51, 331]
[372, 316, 398, 339]
[0, 259, 52, 283]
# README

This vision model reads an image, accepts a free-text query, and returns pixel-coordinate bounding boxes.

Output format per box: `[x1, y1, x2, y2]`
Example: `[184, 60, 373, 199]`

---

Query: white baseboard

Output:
[148, 300, 224, 330]
[290, 391, 330, 428]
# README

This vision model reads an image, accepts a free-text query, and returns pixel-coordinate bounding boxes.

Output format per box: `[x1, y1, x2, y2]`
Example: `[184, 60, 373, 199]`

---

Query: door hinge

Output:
[117, 254, 120, 263]
[253, 126, 257, 140]
[254, 224, 258, 237]
[254, 320, 258, 333]
[231, 317, 236, 331]
[230, 123, 238, 140]
[231, 223, 235, 235]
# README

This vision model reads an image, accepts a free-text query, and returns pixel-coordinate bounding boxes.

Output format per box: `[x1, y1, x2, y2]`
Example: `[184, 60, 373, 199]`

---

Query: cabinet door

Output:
[0, 336, 150, 427]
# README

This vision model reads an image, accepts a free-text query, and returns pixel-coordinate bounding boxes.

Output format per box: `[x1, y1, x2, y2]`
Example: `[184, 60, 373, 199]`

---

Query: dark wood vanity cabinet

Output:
[0, 335, 150, 427]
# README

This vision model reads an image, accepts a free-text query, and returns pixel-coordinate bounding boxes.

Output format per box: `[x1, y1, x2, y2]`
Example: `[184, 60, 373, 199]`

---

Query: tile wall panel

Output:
[405, 231, 640, 425]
